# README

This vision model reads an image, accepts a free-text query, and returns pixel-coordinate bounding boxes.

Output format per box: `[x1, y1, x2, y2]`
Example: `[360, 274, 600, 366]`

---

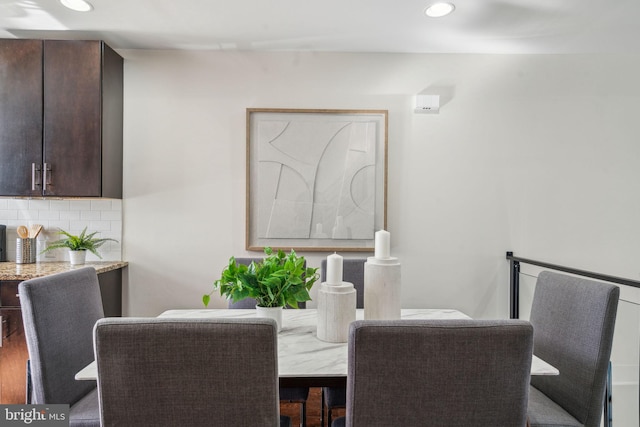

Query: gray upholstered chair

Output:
[333, 319, 534, 427]
[320, 258, 366, 427]
[527, 271, 620, 427]
[228, 257, 310, 427]
[19, 267, 103, 427]
[94, 317, 290, 427]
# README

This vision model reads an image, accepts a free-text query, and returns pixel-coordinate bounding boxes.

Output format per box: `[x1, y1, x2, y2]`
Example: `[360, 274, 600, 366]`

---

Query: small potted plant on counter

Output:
[203, 247, 319, 330]
[40, 227, 118, 265]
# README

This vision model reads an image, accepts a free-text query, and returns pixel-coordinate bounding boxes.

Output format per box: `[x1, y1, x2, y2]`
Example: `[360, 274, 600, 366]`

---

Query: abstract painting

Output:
[246, 109, 387, 251]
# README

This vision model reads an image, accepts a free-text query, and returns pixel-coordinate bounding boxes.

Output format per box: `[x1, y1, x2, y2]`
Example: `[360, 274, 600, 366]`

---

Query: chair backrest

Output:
[344, 319, 533, 427]
[320, 258, 366, 308]
[228, 257, 306, 308]
[18, 267, 104, 405]
[529, 271, 619, 427]
[94, 317, 280, 427]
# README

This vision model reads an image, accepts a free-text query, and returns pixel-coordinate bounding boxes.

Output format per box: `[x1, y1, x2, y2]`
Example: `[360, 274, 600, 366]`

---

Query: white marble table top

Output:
[76, 308, 558, 382]
[160, 308, 474, 379]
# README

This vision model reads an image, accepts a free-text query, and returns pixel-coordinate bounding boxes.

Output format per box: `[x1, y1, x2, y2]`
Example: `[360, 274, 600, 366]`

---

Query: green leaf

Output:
[202, 294, 210, 307]
[294, 287, 311, 302]
[288, 275, 303, 285]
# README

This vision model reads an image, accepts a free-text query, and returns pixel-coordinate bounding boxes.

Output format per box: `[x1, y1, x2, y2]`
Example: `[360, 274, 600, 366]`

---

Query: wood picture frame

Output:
[246, 108, 388, 252]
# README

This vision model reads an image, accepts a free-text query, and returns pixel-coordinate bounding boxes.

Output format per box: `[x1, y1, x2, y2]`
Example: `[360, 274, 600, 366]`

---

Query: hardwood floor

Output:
[281, 387, 345, 427]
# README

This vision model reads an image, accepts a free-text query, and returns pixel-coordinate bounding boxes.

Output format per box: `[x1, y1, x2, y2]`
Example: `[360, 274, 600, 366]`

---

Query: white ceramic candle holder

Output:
[364, 256, 401, 320]
[317, 281, 356, 343]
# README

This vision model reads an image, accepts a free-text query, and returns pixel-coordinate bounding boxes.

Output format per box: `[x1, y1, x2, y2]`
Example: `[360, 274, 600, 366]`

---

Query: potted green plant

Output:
[41, 227, 118, 265]
[203, 247, 319, 330]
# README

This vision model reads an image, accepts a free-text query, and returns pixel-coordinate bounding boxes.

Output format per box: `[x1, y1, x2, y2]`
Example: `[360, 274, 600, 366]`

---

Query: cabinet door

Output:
[43, 40, 102, 197]
[0, 40, 43, 197]
[98, 269, 123, 317]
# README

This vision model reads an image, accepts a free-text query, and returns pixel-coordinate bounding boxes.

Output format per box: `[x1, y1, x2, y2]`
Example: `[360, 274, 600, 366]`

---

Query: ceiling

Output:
[1, 0, 639, 54]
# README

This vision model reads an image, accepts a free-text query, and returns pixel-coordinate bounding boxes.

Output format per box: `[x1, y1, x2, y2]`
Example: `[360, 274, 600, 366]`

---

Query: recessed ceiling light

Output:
[60, 0, 93, 12]
[425, 2, 455, 18]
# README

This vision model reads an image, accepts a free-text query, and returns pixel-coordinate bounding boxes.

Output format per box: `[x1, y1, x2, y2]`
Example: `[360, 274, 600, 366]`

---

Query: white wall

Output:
[120, 51, 640, 320]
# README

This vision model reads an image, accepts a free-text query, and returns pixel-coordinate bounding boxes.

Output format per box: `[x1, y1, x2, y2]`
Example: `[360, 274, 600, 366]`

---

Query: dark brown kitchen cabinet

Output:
[0, 40, 43, 197]
[0, 39, 123, 198]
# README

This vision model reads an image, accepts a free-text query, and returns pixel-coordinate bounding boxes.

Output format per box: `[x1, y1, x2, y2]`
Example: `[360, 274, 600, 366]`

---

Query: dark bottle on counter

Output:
[0, 225, 6, 261]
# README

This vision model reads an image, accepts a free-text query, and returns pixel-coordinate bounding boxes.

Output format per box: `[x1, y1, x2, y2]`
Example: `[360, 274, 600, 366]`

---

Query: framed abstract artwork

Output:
[246, 108, 388, 251]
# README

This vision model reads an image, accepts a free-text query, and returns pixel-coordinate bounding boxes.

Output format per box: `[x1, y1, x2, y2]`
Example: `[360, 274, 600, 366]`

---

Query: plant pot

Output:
[69, 250, 87, 265]
[255, 305, 283, 331]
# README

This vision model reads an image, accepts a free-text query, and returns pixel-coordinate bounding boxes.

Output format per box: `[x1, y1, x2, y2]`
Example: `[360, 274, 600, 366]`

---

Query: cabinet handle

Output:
[43, 163, 51, 191]
[0, 315, 3, 347]
[31, 163, 41, 191]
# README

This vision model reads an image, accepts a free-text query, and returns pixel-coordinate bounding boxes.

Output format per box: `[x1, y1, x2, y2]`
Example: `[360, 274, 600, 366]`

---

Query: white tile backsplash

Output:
[80, 210, 101, 221]
[59, 211, 81, 220]
[0, 198, 123, 262]
[28, 200, 50, 210]
[50, 200, 70, 211]
[90, 200, 112, 211]
[39, 210, 61, 220]
[70, 200, 92, 211]
[101, 210, 121, 221]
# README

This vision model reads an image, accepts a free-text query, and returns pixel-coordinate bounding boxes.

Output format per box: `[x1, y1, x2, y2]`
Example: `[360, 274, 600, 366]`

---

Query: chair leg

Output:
[25, 360, 32, 404]
[327, 408, 332, 427]
[320, 389, 325, 427]
[604, 361, 612, 427]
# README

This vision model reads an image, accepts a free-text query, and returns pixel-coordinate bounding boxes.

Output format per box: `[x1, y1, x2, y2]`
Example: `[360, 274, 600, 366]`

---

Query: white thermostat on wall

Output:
[414, 94, 440, 114]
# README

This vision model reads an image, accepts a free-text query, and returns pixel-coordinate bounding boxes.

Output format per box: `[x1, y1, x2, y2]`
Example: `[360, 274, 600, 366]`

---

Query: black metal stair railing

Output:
[507, 251, 640, 319]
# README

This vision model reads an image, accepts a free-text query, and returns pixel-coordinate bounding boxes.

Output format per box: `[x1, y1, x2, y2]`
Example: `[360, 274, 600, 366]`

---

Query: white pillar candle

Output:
[326, 253, 343, 285]
[374, 230, 391, 259]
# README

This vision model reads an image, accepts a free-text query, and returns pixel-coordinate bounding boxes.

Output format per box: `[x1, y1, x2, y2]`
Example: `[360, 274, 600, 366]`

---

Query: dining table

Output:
[76, 308, 558, 387]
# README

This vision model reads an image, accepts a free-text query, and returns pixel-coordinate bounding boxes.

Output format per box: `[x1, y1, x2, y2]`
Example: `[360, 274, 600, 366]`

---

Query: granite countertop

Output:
[0, 261, 128, 281]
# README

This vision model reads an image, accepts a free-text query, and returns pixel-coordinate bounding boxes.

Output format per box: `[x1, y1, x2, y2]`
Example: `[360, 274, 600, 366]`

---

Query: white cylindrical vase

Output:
[317, 282, 356, 343]
[69, 250, 87, 265]
[255, 305, 283, 331]
[364, 257, 401, 320]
